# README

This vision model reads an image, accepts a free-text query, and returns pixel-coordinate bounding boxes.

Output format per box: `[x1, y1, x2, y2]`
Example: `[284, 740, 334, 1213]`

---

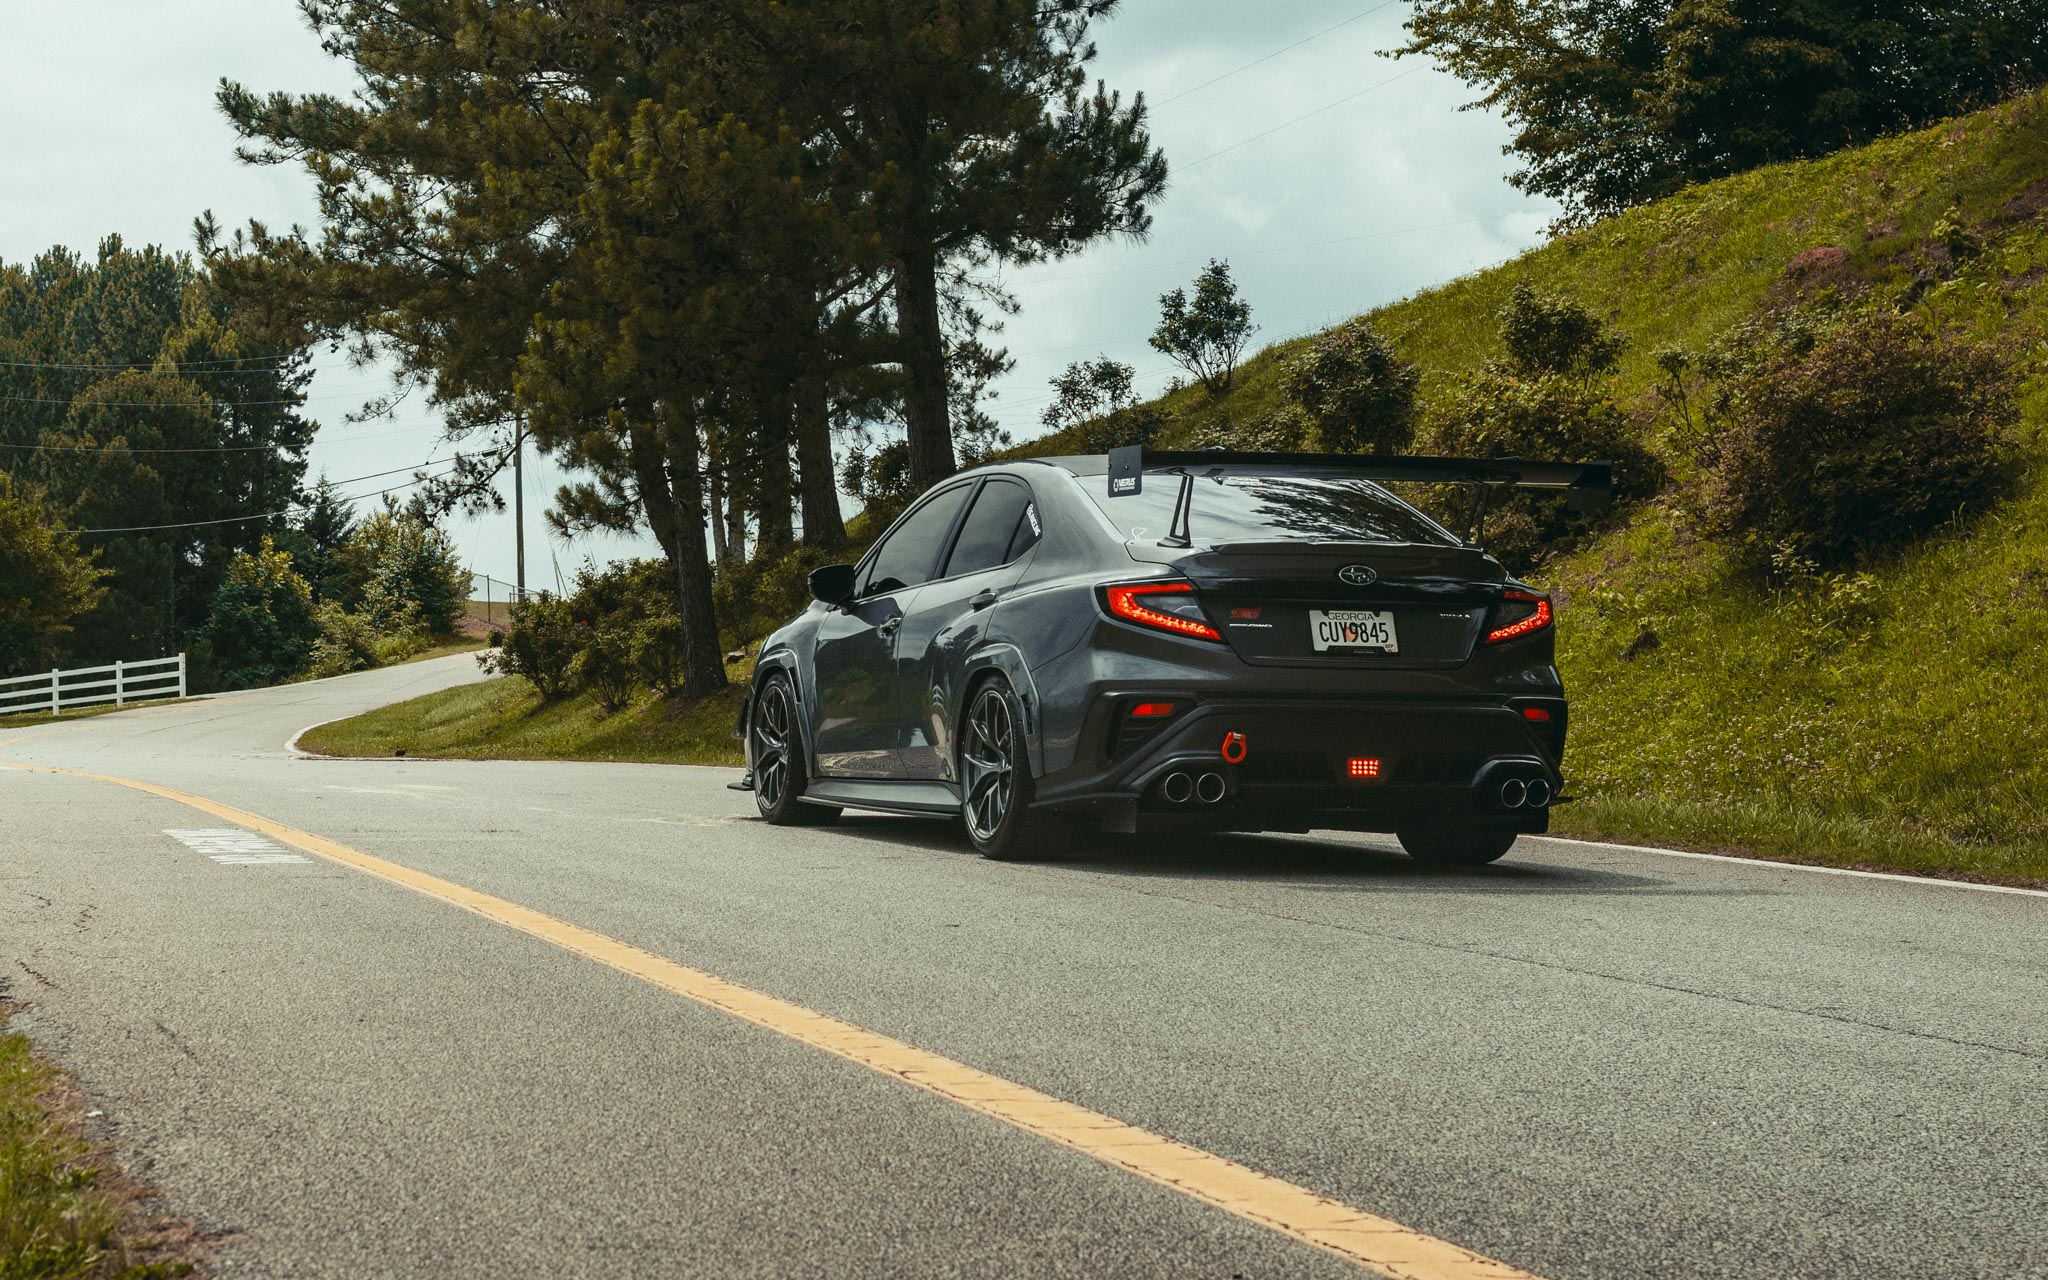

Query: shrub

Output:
[1497, 281, 1624, 383]
[481, 592, 582, 698]
[306, 601, 381, 678]
[1278, 320, 1419, 454]
[1150, 259, 1257, 394]
[1426, 371, 1665, 571]
[570, 626, 636, 711]
[341, 502, 468, 634]
[633, 615, 686, 694]
[1694, 309, 2019, 573]
[201, 536, 320, 690]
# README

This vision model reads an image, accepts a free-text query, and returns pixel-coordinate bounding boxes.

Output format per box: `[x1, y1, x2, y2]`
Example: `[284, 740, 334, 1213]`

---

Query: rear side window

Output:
[862, 484, 973, 595]
[1086, 473, 1459, 547]
[943, 479, 1039, 578]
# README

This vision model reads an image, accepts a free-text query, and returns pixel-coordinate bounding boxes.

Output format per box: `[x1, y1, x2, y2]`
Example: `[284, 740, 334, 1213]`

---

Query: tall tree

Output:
[0, 473, 110, 677]
[770, 0, 1169, 489]
[1397, 0, 2048, 223]
[0, 239, 313, 663]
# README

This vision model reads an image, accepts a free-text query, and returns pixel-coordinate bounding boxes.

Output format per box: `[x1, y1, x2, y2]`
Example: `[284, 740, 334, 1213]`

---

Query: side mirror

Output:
[809, 563, 858, 608]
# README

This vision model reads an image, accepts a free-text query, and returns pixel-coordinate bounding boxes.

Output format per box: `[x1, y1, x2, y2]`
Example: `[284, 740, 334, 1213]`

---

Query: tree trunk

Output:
[708, 464, 730, 566]
[894, 245, 955, 492]
[755, 418, 795, 551]
[658, 406, 728, 699]
[795, 367, 845, 547]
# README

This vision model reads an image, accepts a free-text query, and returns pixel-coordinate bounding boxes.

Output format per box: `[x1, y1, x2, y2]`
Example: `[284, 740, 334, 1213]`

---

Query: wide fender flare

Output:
[745, 650, 811, 773]
[956, 644, 1046, 779]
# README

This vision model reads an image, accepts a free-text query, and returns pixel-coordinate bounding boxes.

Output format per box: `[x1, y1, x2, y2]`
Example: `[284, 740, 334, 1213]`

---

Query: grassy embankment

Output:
[301, 93, 2048, 883]
[0, 1018, 197, 1278]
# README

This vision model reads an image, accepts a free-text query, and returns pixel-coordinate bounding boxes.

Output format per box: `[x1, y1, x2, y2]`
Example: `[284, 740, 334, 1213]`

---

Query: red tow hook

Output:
[1220, 731, 1248, 765]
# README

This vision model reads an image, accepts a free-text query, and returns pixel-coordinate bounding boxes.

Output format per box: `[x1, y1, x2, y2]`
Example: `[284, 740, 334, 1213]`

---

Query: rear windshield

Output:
[1084, 471, 1460, 547]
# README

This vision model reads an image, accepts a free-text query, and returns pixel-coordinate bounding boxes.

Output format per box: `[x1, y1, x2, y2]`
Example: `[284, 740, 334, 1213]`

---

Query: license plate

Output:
[1310, 610, 1399, 653]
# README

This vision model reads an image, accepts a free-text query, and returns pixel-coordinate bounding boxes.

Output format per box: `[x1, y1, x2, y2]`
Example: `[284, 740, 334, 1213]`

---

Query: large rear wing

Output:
[1050, 446, 1614, 547]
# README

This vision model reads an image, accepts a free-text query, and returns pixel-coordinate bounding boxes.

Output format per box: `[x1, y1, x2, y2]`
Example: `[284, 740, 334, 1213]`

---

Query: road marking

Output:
[165, 828, 312, 866]
[1540, 836, 2048, 899]
[0, 758, 1538, 1280]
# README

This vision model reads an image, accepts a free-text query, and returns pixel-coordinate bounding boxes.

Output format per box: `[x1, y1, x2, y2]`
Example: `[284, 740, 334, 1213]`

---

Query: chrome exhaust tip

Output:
[1195, 772, 1227, 805]
[1499, 777, 1529, 809]
[1525, 778, 1552, 808]
[1162, 772, 1194, 804]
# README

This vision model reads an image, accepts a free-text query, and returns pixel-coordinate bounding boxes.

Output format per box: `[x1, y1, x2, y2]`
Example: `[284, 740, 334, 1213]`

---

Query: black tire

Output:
[1396, 824, 1518, 866]
[750, 674, 839, 826]
[959, 678, 1069, 861]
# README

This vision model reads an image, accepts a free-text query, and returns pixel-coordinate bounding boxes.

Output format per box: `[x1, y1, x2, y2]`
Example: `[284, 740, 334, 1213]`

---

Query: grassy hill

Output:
[308, 90, 2048, 883]
[1044, 89, 2048, 882]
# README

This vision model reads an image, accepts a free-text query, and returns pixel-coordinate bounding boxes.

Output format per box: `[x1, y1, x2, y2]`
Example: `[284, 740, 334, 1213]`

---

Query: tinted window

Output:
[1085, 472, 1458, 546]
[861, 484, 972, 594]
[943, 479, 1038, 578]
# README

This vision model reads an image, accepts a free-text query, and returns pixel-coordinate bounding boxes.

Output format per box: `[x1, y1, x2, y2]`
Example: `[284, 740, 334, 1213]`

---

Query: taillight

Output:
[1485, 590, 1552, 645]
[1130, 701, 1178, 718]
[1102, 582, 1223, 641]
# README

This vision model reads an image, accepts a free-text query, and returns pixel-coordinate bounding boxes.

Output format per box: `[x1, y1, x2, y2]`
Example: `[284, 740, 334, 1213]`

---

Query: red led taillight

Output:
[1103, 582, 1222, 641]
[1521, 706, 1552, 722]
[1348, 758, 1382, 779]
[1485, 590, 1553, 645]
[1130, 701, 1178, 718]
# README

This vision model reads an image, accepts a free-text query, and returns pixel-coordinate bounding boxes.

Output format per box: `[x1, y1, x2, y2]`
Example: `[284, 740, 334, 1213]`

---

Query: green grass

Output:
[0, 1025, 190, 1279]
[297, 673, 748, 767]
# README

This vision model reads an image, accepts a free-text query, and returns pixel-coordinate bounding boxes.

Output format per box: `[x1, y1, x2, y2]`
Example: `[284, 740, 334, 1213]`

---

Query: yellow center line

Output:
[2, 758, 1543, 1280]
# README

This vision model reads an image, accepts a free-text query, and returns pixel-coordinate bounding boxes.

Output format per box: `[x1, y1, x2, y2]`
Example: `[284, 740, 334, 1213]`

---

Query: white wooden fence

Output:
[0, 654, 186, 717]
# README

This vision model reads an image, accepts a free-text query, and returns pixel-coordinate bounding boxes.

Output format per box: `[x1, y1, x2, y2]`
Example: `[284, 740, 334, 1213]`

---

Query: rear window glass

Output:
[1085, 472, 1460, 546]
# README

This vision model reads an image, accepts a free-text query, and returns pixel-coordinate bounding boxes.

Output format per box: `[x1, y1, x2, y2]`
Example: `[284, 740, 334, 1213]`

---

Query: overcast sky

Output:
[0, 0, 1555, 590]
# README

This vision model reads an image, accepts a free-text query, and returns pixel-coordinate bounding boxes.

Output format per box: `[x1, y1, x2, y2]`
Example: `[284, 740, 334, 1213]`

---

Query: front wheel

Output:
[959, 679, 1067, 861]
[750, 674, 839, 827]
[1396, 824, 1518, 867]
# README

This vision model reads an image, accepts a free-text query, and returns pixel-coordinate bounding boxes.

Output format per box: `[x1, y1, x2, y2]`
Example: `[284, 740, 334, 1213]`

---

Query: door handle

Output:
[878, 613, 903, 636]
[969, 590, 1000, 612]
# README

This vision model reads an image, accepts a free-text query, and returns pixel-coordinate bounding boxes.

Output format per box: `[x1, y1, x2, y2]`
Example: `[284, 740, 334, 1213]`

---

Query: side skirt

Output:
[802, 778, 961, 816]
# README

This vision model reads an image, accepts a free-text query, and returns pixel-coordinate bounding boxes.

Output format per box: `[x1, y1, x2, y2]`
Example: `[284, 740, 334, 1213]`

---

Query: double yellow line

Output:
[2, 758, 1542, 1280]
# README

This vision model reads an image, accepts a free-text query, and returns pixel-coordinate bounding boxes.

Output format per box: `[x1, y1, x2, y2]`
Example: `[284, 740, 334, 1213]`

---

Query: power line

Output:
[1182, 64, 1427, 170]
[1155, 2, 1398, 107]
[68, 463, 464, 536]
[0, 354, 298, 373]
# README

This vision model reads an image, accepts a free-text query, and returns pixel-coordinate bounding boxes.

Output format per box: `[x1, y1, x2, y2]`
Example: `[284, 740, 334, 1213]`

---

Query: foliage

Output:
[481, 593, 582, 700]
[570, 627, 637, 712]
[1040, 356, 1162, 450]
[1396, 0, 2048, 223]
[1497, 281, 1625, 383]
[1692, 309, 2020, 572]
[839, 439, 918, 517]
[0, 475, 109, 678]
[340, 503, 468, 636]
[1150, 260, 1258, 394]
[277, 477, 357, 606]
[1277, 321, 1419, 454]
[0, 237, 313, 665]
[199, 536, 319, 691]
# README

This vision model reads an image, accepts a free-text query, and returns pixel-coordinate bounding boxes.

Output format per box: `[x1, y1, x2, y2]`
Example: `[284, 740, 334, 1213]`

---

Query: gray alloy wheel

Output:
[960, 679, 1067, 861]
[751, 674, 838, 826]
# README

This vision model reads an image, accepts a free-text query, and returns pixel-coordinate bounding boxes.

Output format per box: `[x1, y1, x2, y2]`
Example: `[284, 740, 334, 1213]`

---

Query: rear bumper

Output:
[1035, 693, 1565, 836]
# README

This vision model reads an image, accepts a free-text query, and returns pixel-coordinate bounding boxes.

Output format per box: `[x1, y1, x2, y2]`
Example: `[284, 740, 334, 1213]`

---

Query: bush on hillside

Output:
[1497, 281, 1624, 383]
[1426, 372, 1666, 570]
[714, 541, 832, 646]
[341, 502, 469, 634]
[1278, 320, 1419, 454]
[482, 592, 582, 699]
[1693, 309, 2020, 574]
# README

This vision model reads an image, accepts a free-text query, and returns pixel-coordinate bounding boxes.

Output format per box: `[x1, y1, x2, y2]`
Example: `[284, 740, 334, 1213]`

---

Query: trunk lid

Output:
[1130, 540, 1505, 668]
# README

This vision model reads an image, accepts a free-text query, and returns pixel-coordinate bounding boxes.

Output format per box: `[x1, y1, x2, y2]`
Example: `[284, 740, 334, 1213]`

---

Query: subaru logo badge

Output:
[1338, 564, 1378, 586]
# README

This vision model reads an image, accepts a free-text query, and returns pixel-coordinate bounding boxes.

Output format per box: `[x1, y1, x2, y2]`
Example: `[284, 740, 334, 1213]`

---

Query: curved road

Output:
[2, 655, 2043, 1279]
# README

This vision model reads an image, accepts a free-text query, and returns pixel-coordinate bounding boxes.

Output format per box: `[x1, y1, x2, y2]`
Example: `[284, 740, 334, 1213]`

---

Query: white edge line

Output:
[1537, 835, 2048, 899]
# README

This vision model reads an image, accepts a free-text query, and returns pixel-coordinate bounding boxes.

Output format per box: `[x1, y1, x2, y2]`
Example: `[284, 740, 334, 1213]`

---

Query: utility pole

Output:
[513, 414, 526, 601]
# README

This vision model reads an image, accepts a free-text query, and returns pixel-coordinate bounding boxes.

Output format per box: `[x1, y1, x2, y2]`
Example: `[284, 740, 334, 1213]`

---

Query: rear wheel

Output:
[960, 679, 1068, 861]
[751, 674, 839, 827]
[1397, 824, 1518, 866]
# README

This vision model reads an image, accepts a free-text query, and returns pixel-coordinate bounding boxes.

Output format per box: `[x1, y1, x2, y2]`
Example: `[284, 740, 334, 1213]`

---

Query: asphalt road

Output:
[3, 655, 2043, 1279]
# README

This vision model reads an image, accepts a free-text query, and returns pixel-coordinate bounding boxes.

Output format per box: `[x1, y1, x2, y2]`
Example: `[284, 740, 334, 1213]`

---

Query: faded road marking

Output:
[11, 760, 1538, 1280]
[165, 828, 312, 866]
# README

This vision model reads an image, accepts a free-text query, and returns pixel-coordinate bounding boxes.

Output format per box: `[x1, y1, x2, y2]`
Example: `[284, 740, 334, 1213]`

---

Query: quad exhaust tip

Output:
[1162, 772, 1194, 804]
[1498, 776, 1553, 809]
[1160, 771, 1229, 805]
[1195, 772, 1227, 804]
